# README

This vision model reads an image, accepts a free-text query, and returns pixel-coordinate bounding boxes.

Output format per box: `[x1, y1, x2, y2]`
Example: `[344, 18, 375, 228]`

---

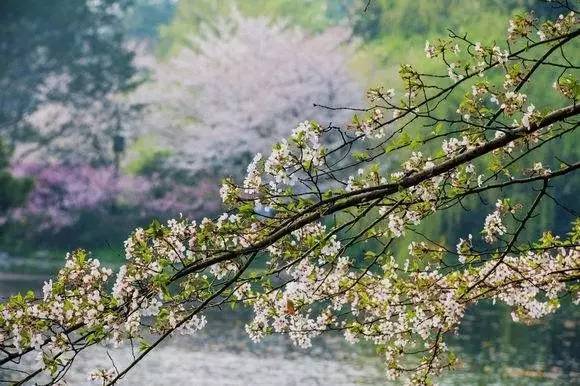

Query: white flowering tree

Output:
[131, 12, 361, 175]
[1, 8, 579, 386]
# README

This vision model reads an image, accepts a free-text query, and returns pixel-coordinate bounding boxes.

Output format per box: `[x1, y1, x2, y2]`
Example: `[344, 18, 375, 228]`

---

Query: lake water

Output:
[0, 264, 578, 385]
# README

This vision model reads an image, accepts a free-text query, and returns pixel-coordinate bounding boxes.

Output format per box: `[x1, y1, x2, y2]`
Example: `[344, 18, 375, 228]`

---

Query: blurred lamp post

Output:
[113, 110, 125, 178]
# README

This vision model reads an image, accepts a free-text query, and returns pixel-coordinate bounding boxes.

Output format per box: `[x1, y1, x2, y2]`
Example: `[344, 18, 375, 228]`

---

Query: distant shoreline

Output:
[0, 272, 45, 281]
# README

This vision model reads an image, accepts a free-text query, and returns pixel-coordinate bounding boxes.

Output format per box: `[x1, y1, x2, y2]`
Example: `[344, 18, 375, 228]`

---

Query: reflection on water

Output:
[451, 305, 579, 385]
[0, 270, 578, 385]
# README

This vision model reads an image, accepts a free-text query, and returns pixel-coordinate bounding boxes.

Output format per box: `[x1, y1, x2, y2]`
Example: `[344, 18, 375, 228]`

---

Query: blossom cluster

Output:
[0, 250, 113, 376]
[536, 12, 576, 41]
[482, 199, 510, 243]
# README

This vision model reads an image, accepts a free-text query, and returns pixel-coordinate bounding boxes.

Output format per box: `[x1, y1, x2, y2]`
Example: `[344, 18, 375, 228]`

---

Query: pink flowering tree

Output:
[132, 11, 361, 175]
[8, 163, 218, 233]
[0, 8, 579, 386]
[9, 163, 124, 230]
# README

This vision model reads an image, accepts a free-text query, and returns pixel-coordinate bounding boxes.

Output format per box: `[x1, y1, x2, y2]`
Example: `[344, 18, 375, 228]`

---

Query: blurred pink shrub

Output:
[9, 162, 217, 231]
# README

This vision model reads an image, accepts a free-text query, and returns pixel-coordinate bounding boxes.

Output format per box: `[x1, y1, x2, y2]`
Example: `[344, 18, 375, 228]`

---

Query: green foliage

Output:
[353, 0, 536, 41]
[124, 136, 172, 177]
[157, 0, 353, 57]
[0, 140, 32, 212]
[124, 0, 176, 40]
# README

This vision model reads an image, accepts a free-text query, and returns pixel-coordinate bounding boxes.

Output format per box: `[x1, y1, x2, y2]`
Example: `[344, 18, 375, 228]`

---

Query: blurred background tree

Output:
[0, 0, 138, 164]
[133, 11, 361, 177]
